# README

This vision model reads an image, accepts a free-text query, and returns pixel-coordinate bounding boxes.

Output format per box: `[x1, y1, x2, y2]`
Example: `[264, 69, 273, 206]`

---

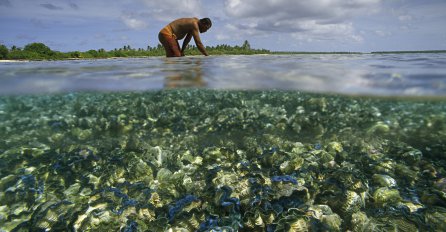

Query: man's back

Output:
[168, 18, 199, 40]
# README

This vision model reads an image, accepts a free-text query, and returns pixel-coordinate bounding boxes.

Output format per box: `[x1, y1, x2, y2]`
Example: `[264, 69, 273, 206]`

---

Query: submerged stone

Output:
[0, 90, 444, 231]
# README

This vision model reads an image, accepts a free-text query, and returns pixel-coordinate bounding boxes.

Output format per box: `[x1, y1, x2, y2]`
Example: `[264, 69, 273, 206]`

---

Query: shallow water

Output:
[1, 54, 446, 96]
[0, 55, 446, 231]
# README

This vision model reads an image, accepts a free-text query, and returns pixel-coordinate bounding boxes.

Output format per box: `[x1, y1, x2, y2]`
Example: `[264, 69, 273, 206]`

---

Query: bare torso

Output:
[168, 18, 199, 40]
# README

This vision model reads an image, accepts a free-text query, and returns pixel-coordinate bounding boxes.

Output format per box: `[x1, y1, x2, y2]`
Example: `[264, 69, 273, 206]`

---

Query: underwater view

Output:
[1, 54, 446, 231]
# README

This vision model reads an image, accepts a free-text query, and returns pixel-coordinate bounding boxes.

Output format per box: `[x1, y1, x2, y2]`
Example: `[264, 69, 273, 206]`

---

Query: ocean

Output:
[1, 54, 445, 231]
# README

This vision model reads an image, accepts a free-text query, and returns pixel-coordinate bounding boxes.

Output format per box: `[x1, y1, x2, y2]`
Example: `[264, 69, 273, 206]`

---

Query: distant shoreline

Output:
[2, 50, 446, 62]
[272, 50, 446, 54]
[370, 50, 446, 54]
[2, 42, 446, 61]
[0, 50, 446, 63]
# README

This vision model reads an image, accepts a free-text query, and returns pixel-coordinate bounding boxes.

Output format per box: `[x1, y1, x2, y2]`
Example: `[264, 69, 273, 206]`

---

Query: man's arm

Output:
[181, 33, 192, 56]
[192, 30, 209, 56]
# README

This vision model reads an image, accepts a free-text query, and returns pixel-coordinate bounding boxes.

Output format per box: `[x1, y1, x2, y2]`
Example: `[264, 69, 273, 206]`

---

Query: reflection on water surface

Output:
[1, 54, 445, 96]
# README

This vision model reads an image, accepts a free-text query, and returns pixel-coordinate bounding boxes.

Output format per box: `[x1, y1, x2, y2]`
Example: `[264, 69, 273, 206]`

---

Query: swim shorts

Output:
[158, 26, 181, 57]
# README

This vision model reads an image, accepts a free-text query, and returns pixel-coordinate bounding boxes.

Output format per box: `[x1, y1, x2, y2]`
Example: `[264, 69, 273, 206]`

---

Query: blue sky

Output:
[1, 0, 445, 52]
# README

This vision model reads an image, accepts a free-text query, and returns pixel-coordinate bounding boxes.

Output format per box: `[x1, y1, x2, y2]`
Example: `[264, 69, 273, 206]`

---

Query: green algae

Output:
[0, 89, 445, 231]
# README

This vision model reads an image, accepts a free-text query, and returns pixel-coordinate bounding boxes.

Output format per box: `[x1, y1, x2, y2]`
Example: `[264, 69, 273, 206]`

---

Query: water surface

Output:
[1, 54, 445, 96]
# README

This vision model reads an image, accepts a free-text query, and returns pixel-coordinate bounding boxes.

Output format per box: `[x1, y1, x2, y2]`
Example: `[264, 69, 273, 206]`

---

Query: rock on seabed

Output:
[0, 89, 445, 231]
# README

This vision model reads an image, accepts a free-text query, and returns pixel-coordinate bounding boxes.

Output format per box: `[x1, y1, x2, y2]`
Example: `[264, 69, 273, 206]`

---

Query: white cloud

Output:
[223, 0, 382, 43]
[291, 21, 364, 42]
[374, 30, 392, 37]
[121, 14, 148, 30]
[398, 14, 413, 22]
[215, 34, 229, 41]
[215, 23, 264, 41]
[225, 0, 381, 21]
[140, 0, 204, 21]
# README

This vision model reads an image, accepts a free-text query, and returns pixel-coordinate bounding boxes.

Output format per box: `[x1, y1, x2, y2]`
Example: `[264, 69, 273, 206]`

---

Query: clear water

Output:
[0, 54, 446, 231]
[1, 54, 446, 96]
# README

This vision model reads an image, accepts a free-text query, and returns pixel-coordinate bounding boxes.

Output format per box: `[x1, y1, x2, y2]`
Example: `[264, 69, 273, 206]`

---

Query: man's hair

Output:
[200, 18, 212, 28]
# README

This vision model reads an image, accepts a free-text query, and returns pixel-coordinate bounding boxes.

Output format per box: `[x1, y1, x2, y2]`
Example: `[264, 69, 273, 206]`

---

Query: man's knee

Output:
[172, 50, 181, 57]
[166, 49, 181, 57]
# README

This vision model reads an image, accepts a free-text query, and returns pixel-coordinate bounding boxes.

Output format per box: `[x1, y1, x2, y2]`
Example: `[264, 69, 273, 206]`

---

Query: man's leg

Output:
[159, 34, 181, 57]
[166, 37, 181, 57]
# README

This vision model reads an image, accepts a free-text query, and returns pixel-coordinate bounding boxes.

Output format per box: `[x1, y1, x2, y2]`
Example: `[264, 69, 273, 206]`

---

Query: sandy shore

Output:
[0, 60, 29, 63]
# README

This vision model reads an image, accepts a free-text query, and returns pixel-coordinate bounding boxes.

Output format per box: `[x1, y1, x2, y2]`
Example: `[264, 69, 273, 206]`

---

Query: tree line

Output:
[2, 42, 445, 60]
[0, 40, 269, 60]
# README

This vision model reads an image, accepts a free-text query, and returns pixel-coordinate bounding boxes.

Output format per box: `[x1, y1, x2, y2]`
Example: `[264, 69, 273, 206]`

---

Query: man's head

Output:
[199, 18, 212, 33]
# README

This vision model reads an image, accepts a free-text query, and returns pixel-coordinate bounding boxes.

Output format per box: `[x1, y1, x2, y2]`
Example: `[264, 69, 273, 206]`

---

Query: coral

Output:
[0, 90, 445, 231]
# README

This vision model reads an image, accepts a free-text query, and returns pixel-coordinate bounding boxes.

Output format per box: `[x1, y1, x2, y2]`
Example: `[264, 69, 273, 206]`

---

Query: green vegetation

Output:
[0, 44, 8, 59]
[24, 43, 54, 56]
[1, 41, 445, 60]
[0, 41, 269, 60]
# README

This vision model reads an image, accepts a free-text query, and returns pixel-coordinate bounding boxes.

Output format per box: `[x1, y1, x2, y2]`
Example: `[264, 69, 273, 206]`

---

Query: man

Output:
[158, 18, 212, 57]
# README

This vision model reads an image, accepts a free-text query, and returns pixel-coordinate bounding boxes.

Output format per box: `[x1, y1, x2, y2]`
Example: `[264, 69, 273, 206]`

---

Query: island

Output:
[1, 41, 445, 61]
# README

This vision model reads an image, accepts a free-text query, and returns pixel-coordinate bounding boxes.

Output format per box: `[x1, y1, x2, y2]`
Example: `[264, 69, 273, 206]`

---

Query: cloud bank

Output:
[140, 0, 204, 21]
[223, 0, 382, 42]
[121, 13, 149, 30]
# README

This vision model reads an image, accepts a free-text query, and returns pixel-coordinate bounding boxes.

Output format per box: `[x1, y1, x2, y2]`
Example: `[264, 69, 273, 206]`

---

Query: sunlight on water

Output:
[1, 54, 445, 96]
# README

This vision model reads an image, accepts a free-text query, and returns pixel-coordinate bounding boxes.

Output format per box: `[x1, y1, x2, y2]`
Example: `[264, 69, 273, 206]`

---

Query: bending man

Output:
[158, 18, 212, 57]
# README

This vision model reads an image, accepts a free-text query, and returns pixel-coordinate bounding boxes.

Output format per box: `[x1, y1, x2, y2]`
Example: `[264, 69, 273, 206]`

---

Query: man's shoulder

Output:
[176, 17, 198, 21]
[170, 18, 199, 31]
[173, 17, 198, 25]
[187, 18, 200, 28]
[184, 17, 199, 24]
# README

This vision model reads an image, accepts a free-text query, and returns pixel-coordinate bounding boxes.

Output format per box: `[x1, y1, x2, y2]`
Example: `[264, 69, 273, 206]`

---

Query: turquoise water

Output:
[0, 55, 446, 231]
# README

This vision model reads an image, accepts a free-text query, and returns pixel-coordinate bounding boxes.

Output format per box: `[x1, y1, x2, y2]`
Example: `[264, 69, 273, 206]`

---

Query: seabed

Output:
[0, 89, 445, 231]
